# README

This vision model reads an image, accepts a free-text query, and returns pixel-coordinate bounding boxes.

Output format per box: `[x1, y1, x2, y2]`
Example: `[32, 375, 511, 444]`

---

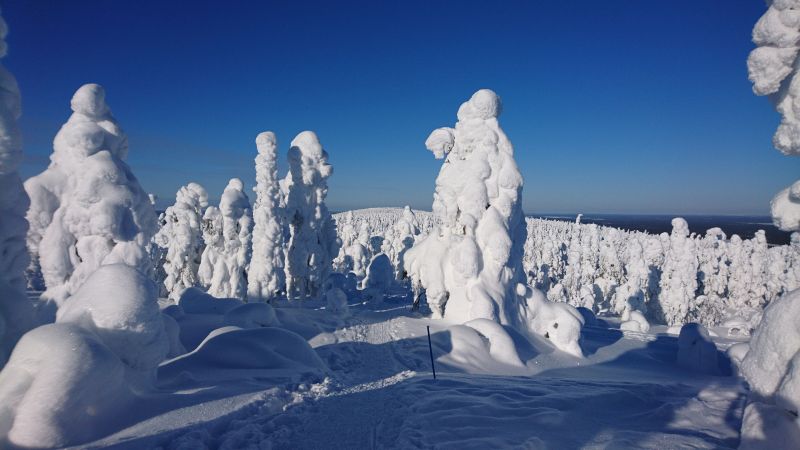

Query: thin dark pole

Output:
[426, 325, 437, 380]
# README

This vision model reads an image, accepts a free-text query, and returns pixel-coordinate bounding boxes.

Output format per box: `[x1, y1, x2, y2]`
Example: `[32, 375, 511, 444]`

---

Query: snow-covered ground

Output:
[62, 283, 748, 450]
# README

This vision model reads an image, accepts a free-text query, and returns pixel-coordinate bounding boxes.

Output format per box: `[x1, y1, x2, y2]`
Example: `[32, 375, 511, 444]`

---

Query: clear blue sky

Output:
[4, 1, 796, 215]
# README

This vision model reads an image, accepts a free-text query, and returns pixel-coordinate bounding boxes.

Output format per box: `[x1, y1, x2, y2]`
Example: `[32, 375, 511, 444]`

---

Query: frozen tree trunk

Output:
[404, 89, 528, 327]
[24, 84, 157, 306]
[0, 11, 34, 366]
[247, 132, 286, 302]
[153, 183, 208, 302]
[283, 131, 339, 301]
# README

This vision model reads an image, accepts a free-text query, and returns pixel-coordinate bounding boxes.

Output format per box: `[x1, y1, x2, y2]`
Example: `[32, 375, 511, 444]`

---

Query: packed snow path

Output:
[128, 292, 748, 450]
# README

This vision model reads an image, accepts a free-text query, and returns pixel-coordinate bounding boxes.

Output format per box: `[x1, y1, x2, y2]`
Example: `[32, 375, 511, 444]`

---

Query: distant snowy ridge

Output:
[334, 207, 799, 328]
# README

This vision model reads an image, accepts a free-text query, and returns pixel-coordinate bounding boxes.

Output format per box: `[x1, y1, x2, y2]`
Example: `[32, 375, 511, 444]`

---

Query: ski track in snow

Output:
[150, 301, 746, 450]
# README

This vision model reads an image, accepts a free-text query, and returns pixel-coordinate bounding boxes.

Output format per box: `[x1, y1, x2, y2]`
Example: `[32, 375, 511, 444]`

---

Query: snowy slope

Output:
[74, 285, 746, 449]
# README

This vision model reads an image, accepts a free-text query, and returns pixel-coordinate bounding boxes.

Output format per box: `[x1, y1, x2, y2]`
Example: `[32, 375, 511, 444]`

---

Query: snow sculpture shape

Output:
[248, 132, 286, 301]
[24, 83, 157, 305]
[657, 218, 698, 326]
[283, 131, 339, 300]
[405, 89, 527, 326]
[0, 10, 34, 366]
[154, 182, 208, 301]
[199, 178, 252, 300]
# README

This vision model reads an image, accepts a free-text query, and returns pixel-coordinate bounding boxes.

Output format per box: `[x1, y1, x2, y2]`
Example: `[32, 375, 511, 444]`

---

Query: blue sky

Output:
[4, 1, 796, 215]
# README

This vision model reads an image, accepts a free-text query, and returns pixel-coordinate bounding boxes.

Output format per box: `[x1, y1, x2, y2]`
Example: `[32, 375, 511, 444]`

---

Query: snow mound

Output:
[464, 318, 525, 367]
[676, 323, 720, 375]
[739, 401, 800, 450]
[56, 264, 169, 372]
[223, 302, 279, 329]
[178, 287, 243, 315]
[0, 323, 132, 448]
[158, 326, 326, 382]
[620, 310, 650, 333]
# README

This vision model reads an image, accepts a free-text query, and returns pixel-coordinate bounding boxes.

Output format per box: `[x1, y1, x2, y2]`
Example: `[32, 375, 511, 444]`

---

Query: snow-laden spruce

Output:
[405, 89, 527, 324]
[0, 11, 34, 366]
[154, 183, 208, 302]
[24, 83, 157, 306]
[198, 178, 252, 300]
[657, 218, 698, 326]
[283, 131, 339, 300]
[404, 90, 583, 355]
[247, 132, 285, 301]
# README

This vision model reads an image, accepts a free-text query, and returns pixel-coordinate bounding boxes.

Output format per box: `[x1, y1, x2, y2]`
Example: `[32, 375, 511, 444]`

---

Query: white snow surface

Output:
[0, 279, 753, 449]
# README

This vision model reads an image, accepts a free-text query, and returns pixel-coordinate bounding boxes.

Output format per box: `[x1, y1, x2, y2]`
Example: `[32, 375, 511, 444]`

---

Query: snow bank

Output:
[158, 326, 326, 382]
[178, 286, 242, 315]
[283, 131, 339, 300]
[248, 131, 286, 301]
[0, 11, 35, 364]
[153, 182, 208, 301]
[620, 310, 650, 333]
[25, 83, 157, 305]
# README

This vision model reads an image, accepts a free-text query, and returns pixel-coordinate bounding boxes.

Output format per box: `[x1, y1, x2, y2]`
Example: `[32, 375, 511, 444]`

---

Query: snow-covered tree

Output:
[283, 131, 339, 300]
[657, 218, 698, 326]
[24, 83, 157, 305]
[388, 206, 419, 280]
[404, 89, 529, 327]
[153, 183, 208, 302]
[199, 179, 252, 299]
[247, 131, 286, 302]
[0, 11, 34, 365]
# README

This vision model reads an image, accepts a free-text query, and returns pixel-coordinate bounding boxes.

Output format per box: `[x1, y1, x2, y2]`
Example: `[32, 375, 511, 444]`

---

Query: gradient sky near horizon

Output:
[4, 1, 797, 215]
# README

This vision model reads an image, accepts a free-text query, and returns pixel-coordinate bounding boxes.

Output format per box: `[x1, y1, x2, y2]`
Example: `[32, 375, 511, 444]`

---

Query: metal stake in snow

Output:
[426, 325, 437, 380]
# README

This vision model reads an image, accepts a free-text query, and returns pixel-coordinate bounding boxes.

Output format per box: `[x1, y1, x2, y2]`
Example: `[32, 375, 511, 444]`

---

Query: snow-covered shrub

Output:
[515, 284, 584, 357]
[364, 253, 394, 292]
[283, 131, 339, 300]
[676, 323, 720, 375]
[153, 182, 208, 302]
[657, 218, 698, 326]
[24, 83, 157, 305]
[199, 179, 252, 300]
[248, 132, 286, 302]
[405, 89, 529, 332]
[620, 310, 650, 333]
[0, 12, 34, 366]
[325, 288, 349, 316]
[771, 180, 800, 232]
